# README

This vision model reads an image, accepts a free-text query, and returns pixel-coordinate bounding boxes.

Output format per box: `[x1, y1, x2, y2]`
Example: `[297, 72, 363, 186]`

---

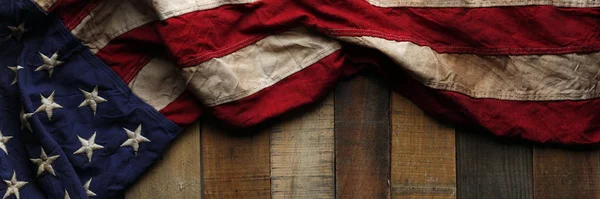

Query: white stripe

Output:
[149, 0, 259, 20]
[32, 0, 57, 11]
[71, 0, 156, 53]
[72, 0, 257, 54]
[182, 28, 341, 107]
[368, 0, 600, 7]
[128, 58, 186, 110]
[340, 36, 600, 101]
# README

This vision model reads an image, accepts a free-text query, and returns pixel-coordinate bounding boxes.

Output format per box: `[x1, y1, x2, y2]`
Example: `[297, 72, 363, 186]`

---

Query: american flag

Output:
[1, 0, 599, 198]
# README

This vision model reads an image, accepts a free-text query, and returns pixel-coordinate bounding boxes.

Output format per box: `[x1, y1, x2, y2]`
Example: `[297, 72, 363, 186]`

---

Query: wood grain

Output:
[270, 94, 335, 199]
[390, 93, 456, 199]
[201, 122, 271, 199]
[125, 122, 202, 199]
[334, 75, 391, 199]
[533, 148, 600, 199]
[456, 127, 533, 199]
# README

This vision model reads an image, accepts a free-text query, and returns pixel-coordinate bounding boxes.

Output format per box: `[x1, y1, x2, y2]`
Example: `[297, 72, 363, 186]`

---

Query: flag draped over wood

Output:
[0, 0, 598, 198]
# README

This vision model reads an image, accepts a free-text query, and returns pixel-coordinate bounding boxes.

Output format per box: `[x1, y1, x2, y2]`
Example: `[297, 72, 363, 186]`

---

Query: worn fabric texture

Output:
[0, 0, 599, 198]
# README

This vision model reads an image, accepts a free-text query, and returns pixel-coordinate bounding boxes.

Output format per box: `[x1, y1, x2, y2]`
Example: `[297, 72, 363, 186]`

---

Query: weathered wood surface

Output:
[391, 93, 456, 199]
[270, 94, 335, 199]
[533, 148, 600, 199]
[201, 122, 271, 198]
[125, 122, 202, 199]
[120, 77, 597, 199]
[334, 75, 391, 199]
[456, 128, 533, 199]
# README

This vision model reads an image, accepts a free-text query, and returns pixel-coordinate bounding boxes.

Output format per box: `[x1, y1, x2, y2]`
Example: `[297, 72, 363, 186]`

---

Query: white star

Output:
[35, 91, 63, 120]
[35, 52, 63, 78]
[78, 86, 107, 115]
[83, 178, 96, 197]
[2, 171, 27, 199]
[30, 148, 60, 176]
[73, 132, 104, 162]
[0, 131, 12, 155]
[120, 125, 150, 155]
[20, 107, 33, 132]
[7, 66, 23, 85]
[63, 190, 70, 199]
[6, 23, 26, 41]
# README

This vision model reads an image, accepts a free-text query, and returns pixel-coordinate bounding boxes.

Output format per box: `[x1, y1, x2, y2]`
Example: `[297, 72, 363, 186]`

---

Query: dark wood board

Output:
[334, 75, 391, 199]
[456, 127, 533, 199]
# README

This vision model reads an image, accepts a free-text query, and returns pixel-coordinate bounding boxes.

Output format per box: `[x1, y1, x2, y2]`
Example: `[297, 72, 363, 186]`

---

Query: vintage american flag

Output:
[1, 0, 599, 198]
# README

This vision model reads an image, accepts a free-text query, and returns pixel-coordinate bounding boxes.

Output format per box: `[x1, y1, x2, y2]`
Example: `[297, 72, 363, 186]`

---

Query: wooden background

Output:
[114, 75, 600, 199]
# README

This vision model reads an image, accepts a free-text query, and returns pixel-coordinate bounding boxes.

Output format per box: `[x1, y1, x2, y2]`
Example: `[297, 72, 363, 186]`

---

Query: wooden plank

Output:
[270, 94, 335, 199]
[125, 122, 202, 199]
[390, 93, 456, 199]
[334, 75, 391, 199]
[201, 121, 271, 198]
[533, 148, 600, 199]
[456, 127, 533, 199]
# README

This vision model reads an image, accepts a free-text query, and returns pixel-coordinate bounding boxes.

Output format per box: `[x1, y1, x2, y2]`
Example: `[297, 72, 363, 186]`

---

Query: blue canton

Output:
[0, 1, 182, 198]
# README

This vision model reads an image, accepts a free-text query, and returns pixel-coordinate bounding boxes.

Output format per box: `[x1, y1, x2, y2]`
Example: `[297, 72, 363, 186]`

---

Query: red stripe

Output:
[315, 3, 600, 55]
[154, 1, 600, 67]
[393, 74, 600, 145]
[364, 48, 600, 145]
[50, 0, 101, 30]
[158, 91, 203, 126]
[210, 50, 357, 128]
[153, 3, 271, 66]
[441, 91, 600, 145]
[95, 23, 164, 84]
